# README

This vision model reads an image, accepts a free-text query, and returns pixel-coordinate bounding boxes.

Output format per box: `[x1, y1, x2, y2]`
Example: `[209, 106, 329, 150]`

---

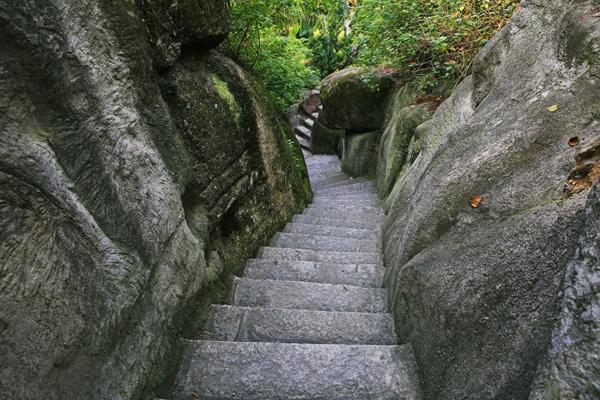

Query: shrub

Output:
[352, 0, 519, 90]
[299, 0, 353, 76]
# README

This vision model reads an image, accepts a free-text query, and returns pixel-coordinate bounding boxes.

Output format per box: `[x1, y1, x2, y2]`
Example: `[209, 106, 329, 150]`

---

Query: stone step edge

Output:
[243, 259, 384, 288]
[297, 211, 384, 222]
[283, 223, 381, 239]
[233, 276, 385, 295]
[203, 305, 398, 344]
[257, 246, 382, 262]
[175, 340, 421, 400]
[292, 215, 382, 230]
[271, 231, 379, 246]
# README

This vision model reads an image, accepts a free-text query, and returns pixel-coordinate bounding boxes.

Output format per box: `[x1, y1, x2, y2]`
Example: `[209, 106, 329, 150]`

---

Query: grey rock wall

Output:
[379, 1, 600, 399]
[0, 1, 309, 399]
[529, 182, 600, 399]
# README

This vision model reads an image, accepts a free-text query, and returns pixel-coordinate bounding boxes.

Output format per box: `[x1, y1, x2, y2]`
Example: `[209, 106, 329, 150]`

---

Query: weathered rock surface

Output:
[341, 131, 380, 178]
[377, 88, 434, 197]
[311, 118, 344, 154]
[139, 0, 230, 69]
[379, 1, 600, 399]
[0, 1, 309, 399]
[320, 67, 399, 132]
[529, 182, 600, 400]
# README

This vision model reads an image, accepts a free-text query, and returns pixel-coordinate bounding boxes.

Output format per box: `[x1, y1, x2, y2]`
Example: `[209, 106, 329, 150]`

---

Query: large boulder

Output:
[529, 181, 600, 399]
[0, 1, 310, 399]
[381, 1, 600, 399]
[320, 68, 399, 132]
[341, 131, 380, 178]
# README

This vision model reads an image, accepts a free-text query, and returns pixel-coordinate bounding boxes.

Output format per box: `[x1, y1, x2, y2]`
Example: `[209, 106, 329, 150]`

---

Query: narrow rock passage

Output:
[173, 155, 422, 399]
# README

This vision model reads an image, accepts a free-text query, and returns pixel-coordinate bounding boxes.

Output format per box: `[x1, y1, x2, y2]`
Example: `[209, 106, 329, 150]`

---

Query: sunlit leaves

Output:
[227, 0, 322, 110]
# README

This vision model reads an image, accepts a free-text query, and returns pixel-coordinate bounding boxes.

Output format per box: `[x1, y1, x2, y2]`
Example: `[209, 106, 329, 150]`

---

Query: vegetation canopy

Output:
[226, 0, 518, 110]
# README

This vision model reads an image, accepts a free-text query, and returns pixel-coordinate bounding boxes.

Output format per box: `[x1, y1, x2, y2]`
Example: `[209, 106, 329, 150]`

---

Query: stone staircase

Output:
[294, 107, 320, 156]
[173, 155, 422, 399]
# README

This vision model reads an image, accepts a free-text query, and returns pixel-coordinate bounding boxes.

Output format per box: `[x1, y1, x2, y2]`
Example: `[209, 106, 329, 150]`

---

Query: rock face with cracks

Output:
[379, 1, 600, 399]
[529, 181, 600, 399]
[0, 1, 310, 399]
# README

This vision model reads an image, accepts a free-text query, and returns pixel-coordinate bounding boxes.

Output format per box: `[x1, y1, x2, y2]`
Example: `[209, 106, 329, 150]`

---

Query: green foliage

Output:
[227, 0, 518, 108]
[352, 0, 518, 90]
[227, 0, 353, 110]
[300, 0, 353, 76]
[227, 0, 320, 110]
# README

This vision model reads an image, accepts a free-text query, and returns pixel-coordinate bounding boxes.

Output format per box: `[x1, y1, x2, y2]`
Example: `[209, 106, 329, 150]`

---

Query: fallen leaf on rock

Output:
[470, 195, 483, 208]
[547, 104, 559, 113]
[568, 137, 580, 147]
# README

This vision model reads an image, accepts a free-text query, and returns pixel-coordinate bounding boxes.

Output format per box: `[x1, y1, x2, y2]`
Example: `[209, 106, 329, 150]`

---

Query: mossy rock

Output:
[341, 131, 380, 178]
[377, 103, 434, 199]
[311, 119, 344, 155]
[320, 68, 400, 132]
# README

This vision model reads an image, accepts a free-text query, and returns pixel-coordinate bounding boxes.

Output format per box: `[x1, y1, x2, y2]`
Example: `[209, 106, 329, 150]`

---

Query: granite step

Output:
[292, 214, 382, 230]
[233, 277, 386, 313]
[307, 169, 344, 180]
[310, 173, 354, 189]
[312, 176, 372, 191]
[307, 167, 343, 179]
[311, 198, 382, 207]
[307, 203, 384, 216]
[244, 258, 383, 287]
[174, 341, 422, 400]
[205, 305, 397, 345]
[258, 246, 381, 264]
[271, 232, 379, 253]
[306, 155, 339, 164]
[301, 208, 385, 223]
[284, 222, 380, 240]
[301, 117, 315, 129]
[315, 181, 376, 195]
[314, 191, 379, 201]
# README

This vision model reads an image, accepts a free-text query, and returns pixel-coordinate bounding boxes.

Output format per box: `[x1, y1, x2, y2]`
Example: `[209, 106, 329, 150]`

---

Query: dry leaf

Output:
[547, 104, 559, 113]
[470, 195, 483, 208]
[568, 137, 580, 147]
